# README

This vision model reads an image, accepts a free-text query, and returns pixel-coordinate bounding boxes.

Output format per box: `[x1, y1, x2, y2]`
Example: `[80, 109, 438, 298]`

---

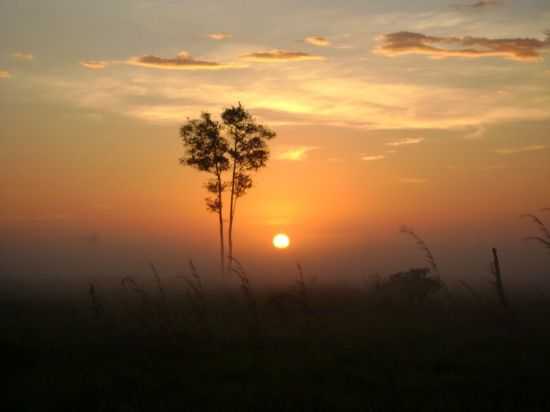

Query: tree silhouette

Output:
[222, 104, 276, 268]
[180, 113, 230, 276]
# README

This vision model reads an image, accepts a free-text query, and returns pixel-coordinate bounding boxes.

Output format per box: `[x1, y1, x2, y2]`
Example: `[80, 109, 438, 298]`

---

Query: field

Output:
[3, 264, 550, 412]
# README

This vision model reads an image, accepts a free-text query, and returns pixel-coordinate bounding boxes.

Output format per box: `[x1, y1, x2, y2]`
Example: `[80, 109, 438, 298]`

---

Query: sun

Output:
[272, 233, 290, 249]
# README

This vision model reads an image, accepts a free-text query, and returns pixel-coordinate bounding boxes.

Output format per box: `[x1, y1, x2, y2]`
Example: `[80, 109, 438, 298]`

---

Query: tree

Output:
[221, 104, 276, 268]
[180, 113, 229, 276]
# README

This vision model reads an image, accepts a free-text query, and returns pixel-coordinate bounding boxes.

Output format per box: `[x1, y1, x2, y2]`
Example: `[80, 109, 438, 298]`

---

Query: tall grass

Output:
[458, 280, 485, 303]
[489, 248, 510, 309]
[121, 275, 153, 332]
[150, 263, 167, 307]
[88, 282, 103, 320]
[230, 257, 260, 341]
[522, 213, 550, 254]
[121, 276, 150, 306]
[295, 263, 311, 317]
[400, 225, 441, 278]
[178, 260, 209, 337]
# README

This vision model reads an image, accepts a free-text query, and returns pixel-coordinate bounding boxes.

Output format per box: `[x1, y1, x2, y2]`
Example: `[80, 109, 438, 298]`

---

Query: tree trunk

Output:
[217, 172, 225, 278]
[227, 144, 238, 272]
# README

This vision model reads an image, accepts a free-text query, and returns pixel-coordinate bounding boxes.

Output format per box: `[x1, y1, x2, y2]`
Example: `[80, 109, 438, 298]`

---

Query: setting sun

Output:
[272, 233, 290, 249]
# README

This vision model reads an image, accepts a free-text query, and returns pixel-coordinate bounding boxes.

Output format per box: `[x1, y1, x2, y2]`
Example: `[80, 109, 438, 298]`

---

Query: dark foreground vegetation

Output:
[3, 261, 550, 412]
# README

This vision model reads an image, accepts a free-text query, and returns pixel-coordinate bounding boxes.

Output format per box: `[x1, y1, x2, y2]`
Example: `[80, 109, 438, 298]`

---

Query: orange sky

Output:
[1, 0, 549, 285]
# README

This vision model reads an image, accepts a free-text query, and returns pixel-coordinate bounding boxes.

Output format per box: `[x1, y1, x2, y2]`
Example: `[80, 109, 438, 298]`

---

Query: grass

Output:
[522, 213, 550, 253]
[4, 266, 550, 412]
[400, 225, 441, 278]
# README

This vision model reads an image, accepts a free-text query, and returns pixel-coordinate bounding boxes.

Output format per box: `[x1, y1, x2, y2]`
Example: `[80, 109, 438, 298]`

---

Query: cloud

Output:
[400, 178, 428, 184]
[454, 0, 498, 9]
[276, 146, 319, 161]
[0, 69, 11, 79]
[469, 0, 498, 7]
[127, 51, 243, 70]
[386, 137, 424, 146]
[463, 124, 486, 139]
[304, 36, 331, 47]
[208, 32, 232, 40]
[375, 31, 550, 61]
[495, 145, 546, 155]
[80, 60, 109, 70]
[241, 50, 325, 62]
[127, 105, 210, 123]
[37, 59, 550, 130]
[361, 155, 385, 161]
[13, 52, 33, 61]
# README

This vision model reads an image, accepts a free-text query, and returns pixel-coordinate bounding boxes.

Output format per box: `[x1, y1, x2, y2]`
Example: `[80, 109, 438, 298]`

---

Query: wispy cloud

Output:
[453, 0, 498, 9]
[304, 36, 331, 47]
[386, 137, 424, 146]
[241, 50, 325, 62]
[37, 61, 550, 129]
[361, 155, 385, 161]
[208, 32, 232, 40]
[0, 69, 11, 79]
[80, 60, 109, 70]
[400, 177, 428, 184]
[375, 31, 550, 61]
[276, 146, 319, 161]
[495, 145, 546, 155]
[13, 52, 33, 61]
[464, 124, 486, 139]
[127, 51, 244, 70]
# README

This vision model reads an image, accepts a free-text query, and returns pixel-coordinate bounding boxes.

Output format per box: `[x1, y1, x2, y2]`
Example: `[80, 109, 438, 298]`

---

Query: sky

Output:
[1, 0, 549, 288]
